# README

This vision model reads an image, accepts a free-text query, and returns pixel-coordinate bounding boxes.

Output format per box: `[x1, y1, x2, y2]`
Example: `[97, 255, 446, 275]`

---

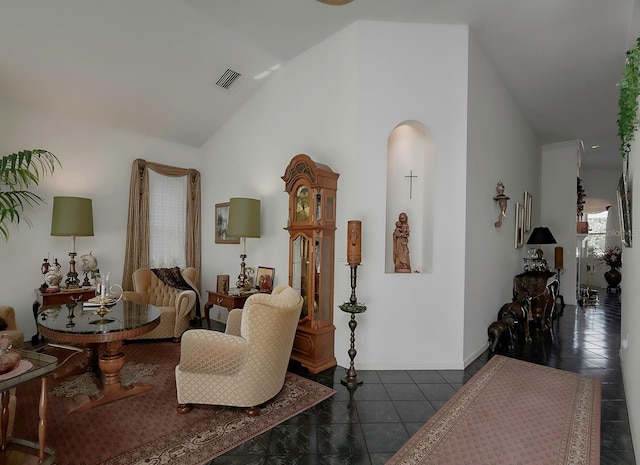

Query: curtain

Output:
[123, 158, 201, 293]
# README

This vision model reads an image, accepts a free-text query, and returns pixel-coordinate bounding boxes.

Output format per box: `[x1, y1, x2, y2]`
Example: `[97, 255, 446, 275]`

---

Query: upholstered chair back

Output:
[125, 267, 198, 341]
[238, 285, 304, 388]
[0, 306, 24, 349]
[132, 267, 198, 308]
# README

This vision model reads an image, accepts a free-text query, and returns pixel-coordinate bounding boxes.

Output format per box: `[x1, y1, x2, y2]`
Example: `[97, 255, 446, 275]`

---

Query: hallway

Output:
[211, 291, 634, 464]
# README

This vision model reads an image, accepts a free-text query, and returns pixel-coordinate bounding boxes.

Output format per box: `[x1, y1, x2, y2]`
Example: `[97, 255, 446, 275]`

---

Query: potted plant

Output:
[0, 149, 60, 240]
[618, 38, 640, 159]
[576, 177, 588, 233]
[600, 245, 622, 293]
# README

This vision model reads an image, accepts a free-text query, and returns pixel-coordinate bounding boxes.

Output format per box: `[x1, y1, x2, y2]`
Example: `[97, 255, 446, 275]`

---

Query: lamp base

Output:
[236, 254, 250, 289]
[65, 252, 80, 288]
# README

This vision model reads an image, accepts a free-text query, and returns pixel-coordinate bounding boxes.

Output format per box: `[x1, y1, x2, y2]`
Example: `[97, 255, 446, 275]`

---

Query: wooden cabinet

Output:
[282, 154, 339, 373]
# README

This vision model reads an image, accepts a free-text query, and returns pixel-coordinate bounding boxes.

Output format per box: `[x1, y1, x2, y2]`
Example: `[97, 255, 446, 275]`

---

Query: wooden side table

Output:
[204, 291, 254, 329]
[32, 287, 96, 344]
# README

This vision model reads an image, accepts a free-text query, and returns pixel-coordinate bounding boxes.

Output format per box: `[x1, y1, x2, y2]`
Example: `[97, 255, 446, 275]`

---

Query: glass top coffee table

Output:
[0, 349, 59, 464]
[37, 300, 161, 413]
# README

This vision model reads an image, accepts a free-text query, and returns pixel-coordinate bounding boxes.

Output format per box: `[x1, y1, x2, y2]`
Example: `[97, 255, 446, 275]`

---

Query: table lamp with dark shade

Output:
[526, 226, 557, 260]
[227, 198, 261, 289]
[527, 226, 557, 245]
[51, 196, 94, 288]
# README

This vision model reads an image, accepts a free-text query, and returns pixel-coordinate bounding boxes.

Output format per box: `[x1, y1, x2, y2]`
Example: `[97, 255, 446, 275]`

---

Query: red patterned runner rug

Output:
[13, 341, 335, 465]
[387, 355, 600, 465]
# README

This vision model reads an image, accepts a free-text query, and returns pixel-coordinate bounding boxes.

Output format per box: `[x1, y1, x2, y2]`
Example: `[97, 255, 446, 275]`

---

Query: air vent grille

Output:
[216, 69, 241, 90]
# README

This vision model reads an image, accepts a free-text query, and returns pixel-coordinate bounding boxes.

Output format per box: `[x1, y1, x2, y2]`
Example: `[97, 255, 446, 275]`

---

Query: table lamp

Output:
[526, 226, 557, 261]
[51, 196, 94, 288]
[227, 198, 261, 289]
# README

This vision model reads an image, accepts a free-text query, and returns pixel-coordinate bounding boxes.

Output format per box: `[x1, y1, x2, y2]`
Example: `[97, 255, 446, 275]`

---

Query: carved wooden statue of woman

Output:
[393, 212, 411, 273]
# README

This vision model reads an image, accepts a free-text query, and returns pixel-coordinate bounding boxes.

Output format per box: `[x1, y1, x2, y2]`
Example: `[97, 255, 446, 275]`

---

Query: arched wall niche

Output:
[385, 120, 434, 273]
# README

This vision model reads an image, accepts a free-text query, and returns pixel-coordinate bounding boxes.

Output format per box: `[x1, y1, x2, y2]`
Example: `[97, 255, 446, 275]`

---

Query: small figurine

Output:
[393, 212, 411, 273]
[40, 257, 50, 291]
[493, 181, 510, 228]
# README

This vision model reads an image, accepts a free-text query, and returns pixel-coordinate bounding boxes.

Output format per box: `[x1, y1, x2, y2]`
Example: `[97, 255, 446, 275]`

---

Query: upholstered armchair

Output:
[0, 305, 24, 437]
[123, 267, 198, 342]
[0, 306, 24, 350]
[175, 284, 303, 415]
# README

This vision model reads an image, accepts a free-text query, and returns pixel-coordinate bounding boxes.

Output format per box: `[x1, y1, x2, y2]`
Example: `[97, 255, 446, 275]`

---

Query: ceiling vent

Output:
[216, 69, 241, 90]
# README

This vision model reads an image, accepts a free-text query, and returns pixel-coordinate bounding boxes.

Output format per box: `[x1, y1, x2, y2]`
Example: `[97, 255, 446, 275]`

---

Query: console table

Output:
[32, 287, 96, 344]
[203, 290, 257, 329]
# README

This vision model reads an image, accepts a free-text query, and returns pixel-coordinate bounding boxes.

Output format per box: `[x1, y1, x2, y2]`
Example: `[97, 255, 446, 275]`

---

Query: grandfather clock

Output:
[282, 154, 339, 373]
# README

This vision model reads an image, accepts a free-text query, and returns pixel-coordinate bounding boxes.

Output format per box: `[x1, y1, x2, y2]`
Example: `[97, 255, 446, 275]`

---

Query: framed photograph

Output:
[515, 202, 525, 248]
[215, 202, 240, 244]
[256, 266, 275, 293]
[617, 174, 632, 248]
[523, 191, 533, 233]
[216, 274, 230, 294]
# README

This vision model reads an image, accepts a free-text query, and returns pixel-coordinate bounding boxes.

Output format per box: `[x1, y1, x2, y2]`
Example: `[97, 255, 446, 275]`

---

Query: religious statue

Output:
[393, 212, 411, 273]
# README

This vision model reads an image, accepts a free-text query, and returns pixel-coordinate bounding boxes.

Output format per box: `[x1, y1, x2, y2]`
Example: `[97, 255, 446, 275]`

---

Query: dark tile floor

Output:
[209, 291, 635, 464]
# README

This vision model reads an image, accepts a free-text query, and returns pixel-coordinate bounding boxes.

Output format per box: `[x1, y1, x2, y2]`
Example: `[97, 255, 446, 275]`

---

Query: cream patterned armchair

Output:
[0, 306, 24, 349]
[123, 267, 198, 342]
[175, 284, 303, 415]
[0, 305, 24, 437]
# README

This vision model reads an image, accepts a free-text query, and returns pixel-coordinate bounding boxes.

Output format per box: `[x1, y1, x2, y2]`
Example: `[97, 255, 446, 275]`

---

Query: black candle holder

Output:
[339, 264, 366, 388]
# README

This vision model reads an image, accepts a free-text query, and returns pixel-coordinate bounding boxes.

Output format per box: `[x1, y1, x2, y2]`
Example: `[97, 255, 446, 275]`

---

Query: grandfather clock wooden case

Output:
[283, 154, 338, 373]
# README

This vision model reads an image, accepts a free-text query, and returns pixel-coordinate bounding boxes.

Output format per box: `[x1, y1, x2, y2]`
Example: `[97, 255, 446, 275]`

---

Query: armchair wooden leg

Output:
[177, 403, 192, 414]
[246, 406, 261, 416]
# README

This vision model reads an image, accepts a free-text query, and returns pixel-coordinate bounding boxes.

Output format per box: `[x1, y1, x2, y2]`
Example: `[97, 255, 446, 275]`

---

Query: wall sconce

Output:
[493, 182, 510, 228]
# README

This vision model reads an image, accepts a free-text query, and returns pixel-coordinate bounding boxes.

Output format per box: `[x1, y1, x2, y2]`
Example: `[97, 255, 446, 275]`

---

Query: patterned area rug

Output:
[387, 355, 601, 465]
[13, 341, 335, 465]
[52, 362, 160, 398]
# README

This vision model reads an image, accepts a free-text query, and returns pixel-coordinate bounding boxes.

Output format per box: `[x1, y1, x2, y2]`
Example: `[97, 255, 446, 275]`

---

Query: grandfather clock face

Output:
[295, 185, 310, 222]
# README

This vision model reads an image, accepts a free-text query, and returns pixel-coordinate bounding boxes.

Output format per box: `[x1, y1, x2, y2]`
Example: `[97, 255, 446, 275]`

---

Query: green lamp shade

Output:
[51, 196, 94, 236]
[227, 198, 261, 238]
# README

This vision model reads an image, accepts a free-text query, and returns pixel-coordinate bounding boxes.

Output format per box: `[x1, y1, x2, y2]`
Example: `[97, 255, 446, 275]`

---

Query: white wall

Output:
[463, 33, 541, 364]
[621, 134, 640, 462]
[541, 141, 582, 305]
[0, 100, 202, 338]
[201, 20, 471, 370]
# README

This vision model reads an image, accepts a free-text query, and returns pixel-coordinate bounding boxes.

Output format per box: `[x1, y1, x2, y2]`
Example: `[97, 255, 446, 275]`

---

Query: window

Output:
[148, 170, 187, 268]
[586, 210, 608, 258]
[123, 159, 201, 293]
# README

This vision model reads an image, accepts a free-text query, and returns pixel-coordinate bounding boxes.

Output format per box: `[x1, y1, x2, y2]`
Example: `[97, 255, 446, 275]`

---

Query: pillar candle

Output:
[347, 220, 362, 266]
[554, 246, 563, 270]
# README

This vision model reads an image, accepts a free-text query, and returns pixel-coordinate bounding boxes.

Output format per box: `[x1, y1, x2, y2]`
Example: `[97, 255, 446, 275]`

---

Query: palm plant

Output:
[0, 149, 60, 240]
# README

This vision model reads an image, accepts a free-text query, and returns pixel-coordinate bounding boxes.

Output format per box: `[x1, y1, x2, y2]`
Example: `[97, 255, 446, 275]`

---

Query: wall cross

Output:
[404, 170, 418, 199]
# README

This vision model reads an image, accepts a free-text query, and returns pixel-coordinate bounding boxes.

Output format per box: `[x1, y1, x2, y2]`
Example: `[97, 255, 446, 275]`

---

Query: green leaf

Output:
[0, 149, 60, 241]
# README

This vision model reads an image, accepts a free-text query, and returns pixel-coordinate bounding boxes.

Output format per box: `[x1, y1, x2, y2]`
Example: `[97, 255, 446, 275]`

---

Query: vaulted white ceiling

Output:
[1, 0, 638, 169]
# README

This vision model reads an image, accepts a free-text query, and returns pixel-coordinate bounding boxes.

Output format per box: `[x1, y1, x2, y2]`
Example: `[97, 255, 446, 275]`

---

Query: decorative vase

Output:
[604, 267, 622, 293]
[44, 264, 63, 293]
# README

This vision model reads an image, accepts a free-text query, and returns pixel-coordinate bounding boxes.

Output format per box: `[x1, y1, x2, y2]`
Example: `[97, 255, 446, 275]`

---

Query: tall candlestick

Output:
[555, 246, 564, 269]
[347, 220, 362, 266]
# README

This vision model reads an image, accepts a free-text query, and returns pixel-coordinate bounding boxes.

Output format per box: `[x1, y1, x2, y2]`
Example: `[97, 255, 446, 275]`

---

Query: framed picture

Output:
[515, 202, 525, 248]
[523, 191, 532, 233]
[256, 266, 275, 293]
[617, 174, 632, 248]
[216, 274, 230, 294]
[215, 202, 240, 244]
